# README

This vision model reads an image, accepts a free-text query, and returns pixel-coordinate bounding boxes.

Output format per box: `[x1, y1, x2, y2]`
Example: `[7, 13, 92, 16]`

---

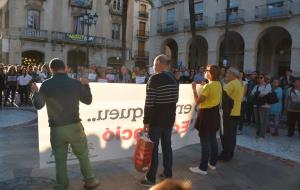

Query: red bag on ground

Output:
[134, 133, 154, 173]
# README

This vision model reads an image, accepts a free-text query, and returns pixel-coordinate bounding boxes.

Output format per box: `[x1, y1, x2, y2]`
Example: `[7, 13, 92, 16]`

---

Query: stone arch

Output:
[256, 26, 292, 76]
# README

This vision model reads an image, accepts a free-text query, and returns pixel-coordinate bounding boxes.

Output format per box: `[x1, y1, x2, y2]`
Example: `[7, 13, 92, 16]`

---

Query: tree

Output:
[188, 0, 196, 38]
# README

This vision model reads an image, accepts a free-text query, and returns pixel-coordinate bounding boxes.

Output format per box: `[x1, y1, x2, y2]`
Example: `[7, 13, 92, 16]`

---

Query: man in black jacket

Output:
[141, 54, 179, 187]
[31, 58, 99, 190]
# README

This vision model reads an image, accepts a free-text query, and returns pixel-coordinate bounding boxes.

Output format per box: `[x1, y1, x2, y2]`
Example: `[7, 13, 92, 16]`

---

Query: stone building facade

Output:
[0, 0, 151, 70]
[149, 0, 300, 76]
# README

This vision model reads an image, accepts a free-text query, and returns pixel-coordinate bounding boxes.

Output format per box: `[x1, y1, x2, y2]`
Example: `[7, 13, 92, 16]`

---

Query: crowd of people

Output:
[0, 62, 299, 140]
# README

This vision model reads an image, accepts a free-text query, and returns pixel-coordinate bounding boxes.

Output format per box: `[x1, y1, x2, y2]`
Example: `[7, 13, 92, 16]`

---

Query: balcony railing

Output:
[19, 28, 48, 41]
[134, 51, 149, 59]
[183, 17, 208, 31]
[157, 22, 178, 35]
[215, 9, 245, 26]
[255, 0, 292, 21]
[69, 0, 93, 9]
[138, 11, 149, 19]
[161, 0, 177, 6]
[51, 31, 122, 49]
[136, 30, 149, 39]
[109, 6, 123, 16]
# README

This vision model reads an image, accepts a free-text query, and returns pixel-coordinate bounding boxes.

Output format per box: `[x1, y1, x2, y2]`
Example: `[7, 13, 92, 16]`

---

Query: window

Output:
[73, 16, 85, 34]
[113, 0, 122, 10]
[140, 4, 147, 13]
[112, 23, 121, 40]
[167, 8, 175, 23]
[27, 9, 40, 30]
[194, 2, 204, 27]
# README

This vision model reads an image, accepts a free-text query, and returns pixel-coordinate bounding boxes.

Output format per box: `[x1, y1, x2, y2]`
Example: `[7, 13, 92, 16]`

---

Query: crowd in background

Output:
[0, 63, 299, 138]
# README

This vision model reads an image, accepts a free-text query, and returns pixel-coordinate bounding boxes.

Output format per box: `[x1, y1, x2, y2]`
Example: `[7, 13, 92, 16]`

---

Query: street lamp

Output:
[223, 0, 230, 68]
[80, 10, 98, 67]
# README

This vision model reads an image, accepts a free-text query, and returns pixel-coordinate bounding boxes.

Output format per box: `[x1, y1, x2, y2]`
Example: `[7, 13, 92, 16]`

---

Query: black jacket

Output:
[32, 73, 92, 127]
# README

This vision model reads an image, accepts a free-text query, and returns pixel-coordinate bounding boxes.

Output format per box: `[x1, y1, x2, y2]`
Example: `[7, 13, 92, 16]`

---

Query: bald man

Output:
[141, 54, 179, 187]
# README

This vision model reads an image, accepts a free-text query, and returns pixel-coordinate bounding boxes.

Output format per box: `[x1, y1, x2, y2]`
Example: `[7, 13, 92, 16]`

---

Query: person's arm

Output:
[192, 82, 207, 105]
[79, 78, 92, 105]
[143, 76, 156, 131]
[31, 83, 46, 110]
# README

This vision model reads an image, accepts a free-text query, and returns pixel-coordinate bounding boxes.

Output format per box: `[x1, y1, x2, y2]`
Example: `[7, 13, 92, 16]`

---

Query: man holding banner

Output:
[31, 58, 100, 190]
[141, 55, 179, 187]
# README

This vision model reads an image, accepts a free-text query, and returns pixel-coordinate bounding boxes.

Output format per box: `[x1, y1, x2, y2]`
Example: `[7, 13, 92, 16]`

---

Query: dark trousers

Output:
[239, 102, 246, 130]
[220, 116, 239, 159]
[4, 86, 16, 104]
[246, 101, 255, 123]
[0, 88, 3, 104]
[19, 85, 29, 105]
[287, 111, 300, 137]
[199, 131, 218, 171]
[146, 126, 173, 183]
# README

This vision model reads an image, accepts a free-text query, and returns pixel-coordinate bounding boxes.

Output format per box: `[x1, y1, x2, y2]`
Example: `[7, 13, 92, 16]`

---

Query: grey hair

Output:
[227, 67, 240, 78]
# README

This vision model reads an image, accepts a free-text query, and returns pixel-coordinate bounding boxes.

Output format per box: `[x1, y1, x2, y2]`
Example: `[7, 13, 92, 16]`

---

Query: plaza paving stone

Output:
[0, 109, 300, 189]
[0, 124, 300, 190]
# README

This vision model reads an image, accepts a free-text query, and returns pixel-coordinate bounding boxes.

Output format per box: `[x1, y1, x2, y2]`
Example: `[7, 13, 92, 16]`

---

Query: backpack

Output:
[289, 88, 300, 110]
[266, 90, 279, 105]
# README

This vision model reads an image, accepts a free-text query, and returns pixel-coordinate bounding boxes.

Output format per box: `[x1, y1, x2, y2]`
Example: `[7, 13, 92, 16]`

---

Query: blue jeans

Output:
[199, 131, 218, 171]
[146, 126, 173, 183]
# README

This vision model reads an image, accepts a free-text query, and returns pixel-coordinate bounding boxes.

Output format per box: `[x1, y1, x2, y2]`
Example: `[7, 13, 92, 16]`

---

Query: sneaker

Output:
[208, 163, 216, 170]
[84, 179, 100, 190]
[189, 167, 207, 175]
[140, 177, 155, 188]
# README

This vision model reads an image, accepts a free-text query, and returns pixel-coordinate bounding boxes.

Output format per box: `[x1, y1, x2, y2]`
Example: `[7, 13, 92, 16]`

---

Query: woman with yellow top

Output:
[189, 65, 222, 175]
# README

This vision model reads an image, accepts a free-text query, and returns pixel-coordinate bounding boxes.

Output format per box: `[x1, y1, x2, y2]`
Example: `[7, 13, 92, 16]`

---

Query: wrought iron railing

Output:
[255, 0, 292, 21]
[157, 22, 178, 34]
[138, 11, 149, 18]
[161, 0, 177, 6]
[215, 9, 245, 26]
[183, 16, 208, 31]
[19, 28, 48, 41]
[134, 51, 149, 59]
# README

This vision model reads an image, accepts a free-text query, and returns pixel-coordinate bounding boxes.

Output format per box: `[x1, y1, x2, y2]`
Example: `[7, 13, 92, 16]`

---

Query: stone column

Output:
[207, 50, 217, 65]
[291, 47, 300, 76]
[243, 49, 256, 73]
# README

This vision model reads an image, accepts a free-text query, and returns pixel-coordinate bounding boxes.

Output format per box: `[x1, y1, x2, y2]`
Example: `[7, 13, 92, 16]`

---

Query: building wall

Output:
[149, 0, 300, 76]
[1, 0, 152, 69]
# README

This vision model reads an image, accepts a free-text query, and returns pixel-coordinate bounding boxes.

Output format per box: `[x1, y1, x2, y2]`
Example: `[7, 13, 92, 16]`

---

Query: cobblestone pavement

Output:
[0, 122, 300, 190]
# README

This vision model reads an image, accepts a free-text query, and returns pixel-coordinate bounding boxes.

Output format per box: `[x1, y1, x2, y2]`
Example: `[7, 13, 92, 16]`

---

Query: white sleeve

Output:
[261, 84, 272, 96]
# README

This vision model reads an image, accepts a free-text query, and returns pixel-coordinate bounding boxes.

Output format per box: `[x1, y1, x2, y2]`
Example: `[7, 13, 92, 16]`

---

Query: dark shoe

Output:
[140, 177, 155, 188]
[84, 179, 100, 190]
[159, 173, 171, 180]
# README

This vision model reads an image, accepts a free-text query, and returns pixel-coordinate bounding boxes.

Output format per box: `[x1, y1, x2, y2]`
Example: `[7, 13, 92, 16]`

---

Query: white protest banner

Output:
[38, 83, 200, 168]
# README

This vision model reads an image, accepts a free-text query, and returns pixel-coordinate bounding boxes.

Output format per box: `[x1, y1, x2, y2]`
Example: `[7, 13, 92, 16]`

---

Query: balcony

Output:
[19, 28, 48, 41]
[136, 30, 149, 39]
[183, 17, 208, 31]
[69, 0, 93, 9]
[134, 51, 149, 60]
[215, 9, 245, 26]
[255, 0, 292, 22]
[161, 0, 177, 6]
[138, 11, 149, 19]
[157, 22, 178, 35]
[51, 32, 93, 45]
[109, 6, 123, 16]
[51, 31, 122, 49]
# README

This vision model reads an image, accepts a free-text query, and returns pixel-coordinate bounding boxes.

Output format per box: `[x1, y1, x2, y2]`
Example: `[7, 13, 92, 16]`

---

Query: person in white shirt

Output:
[251, 74, 272, 138]
[17, 68, 32, 106]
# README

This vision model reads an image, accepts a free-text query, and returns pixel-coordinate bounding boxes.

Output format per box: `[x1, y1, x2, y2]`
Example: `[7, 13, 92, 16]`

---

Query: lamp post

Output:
[223, 0, 230, 68]
[80, 10, 98, 68]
